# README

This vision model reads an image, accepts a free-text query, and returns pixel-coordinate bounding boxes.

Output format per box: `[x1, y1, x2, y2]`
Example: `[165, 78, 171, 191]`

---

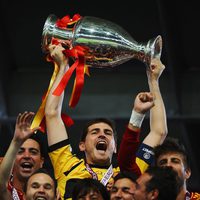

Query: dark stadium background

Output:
[0, 0, 199, 190]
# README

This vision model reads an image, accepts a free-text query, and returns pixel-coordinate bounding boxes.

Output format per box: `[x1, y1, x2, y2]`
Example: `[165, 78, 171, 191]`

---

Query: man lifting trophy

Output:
[31, 13, 162, 130]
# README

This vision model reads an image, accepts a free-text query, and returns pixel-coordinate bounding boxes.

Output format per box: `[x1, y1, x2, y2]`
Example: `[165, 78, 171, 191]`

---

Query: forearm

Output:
[118, 126, 140, 172]
[0, 140, 21, 197]
[144, 79, 167, 146]
[45, 65, 68, 117]
[45, 63, 69, 145]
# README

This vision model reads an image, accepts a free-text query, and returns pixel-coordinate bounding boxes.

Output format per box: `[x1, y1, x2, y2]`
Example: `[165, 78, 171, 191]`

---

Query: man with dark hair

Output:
[154, 137, 200, 200]
[80, 118, 117, 145]
[110, 171, 138, 200]
[45, 44, 167, 200]
[24, 168, 57, 200]
[133, 166, 182, 200]
[0, 111, 43, 200]
[72, 178, 110, 200]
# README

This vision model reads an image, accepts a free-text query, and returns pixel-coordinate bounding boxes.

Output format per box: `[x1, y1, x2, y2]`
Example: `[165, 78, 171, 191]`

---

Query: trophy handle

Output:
[41, 14, 73, 53]
[147, 35, 162, 62]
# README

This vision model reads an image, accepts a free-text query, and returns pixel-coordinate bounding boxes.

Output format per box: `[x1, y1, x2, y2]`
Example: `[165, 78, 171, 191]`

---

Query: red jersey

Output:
[7, 177, 24, 200]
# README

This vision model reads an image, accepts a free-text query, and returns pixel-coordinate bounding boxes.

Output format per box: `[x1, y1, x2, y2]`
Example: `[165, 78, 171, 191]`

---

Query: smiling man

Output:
[10, 136, 44, 197]
[0, 112, 43, 200]
[24, 168, 57, 200]
[110, 171, 138, 200]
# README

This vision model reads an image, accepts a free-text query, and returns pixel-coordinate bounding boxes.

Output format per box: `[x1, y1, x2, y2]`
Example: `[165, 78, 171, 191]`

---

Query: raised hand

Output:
[13, 111, 40, 144]
[133, 92, 155, 114]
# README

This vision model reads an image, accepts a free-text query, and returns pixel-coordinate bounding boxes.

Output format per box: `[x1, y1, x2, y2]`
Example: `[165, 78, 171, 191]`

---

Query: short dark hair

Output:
[114, 171, 138, 184]
[154, 137, 190, 170]
[80, 118, 117, 143]
[145, 166, 182, 200]
[24, 168, 57, 195]
[29, 133, 44, 157]
[72, 178, 110, 200]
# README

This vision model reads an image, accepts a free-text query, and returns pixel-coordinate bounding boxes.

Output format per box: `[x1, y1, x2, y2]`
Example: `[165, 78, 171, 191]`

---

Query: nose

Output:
[22, 150, 31, 158]
[115, 189, 123, 198]
[38, 186, 46, 193]
[165, 160, 173, 167]
[98, 130, 107, 137]
[99, 133, 106, 138]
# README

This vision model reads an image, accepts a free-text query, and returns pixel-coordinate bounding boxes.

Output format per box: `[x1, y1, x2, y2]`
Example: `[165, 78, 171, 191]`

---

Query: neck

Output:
[176, 184, 187, 200]
[85, 158, 111, 167]
[12, 175, 25, 192]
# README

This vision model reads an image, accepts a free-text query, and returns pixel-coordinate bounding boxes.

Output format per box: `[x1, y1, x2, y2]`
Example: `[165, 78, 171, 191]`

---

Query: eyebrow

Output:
[19, 147, 39, 151]
[89, 127, 113, 132]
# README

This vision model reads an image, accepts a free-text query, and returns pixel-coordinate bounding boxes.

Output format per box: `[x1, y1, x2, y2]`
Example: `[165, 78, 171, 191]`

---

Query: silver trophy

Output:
[42, 14, 162, 67]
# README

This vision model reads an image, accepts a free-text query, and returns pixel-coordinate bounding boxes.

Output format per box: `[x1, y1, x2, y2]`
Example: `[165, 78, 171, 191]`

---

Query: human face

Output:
[25, 173, 56, 200]
[110, 178, 136, 200]
[79, 122, 116, 166]
[133, 173, 154, 200]
[76, 191, 103, 200]
[156, 152, 191, 181]
[13, 139, 44, 180]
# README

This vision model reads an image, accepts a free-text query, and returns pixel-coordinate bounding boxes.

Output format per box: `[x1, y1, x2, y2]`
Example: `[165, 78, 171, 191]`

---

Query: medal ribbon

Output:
[85, 163, 113, 186]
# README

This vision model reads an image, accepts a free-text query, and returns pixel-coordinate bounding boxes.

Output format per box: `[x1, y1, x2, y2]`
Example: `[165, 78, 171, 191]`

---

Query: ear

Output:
[149, 189, 159, 200]
[185, 168, 191, 180]
[79, 141, 86, 152]
[40, 157, 44, 168]
[114, 144, 117, 154]
[56, 187, 61, 200]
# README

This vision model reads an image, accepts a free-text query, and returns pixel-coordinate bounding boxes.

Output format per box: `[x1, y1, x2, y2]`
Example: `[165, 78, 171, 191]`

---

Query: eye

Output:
[91, 131, 97, 134]
[18, 150, 23, 154]
[111, 187, 117, 193]
[171, 158, 181, 164]
[44, 183, 53, 190]
[105, 130, 113, 136]
[18, 148, 24, 154]
[90, 196, 99, 200]
[31, 182, 40, 189]
[30, 149, 40, 155]
[122, 187, 131, 194]
[90, 193, 101, 200]
[159, 159, 167, 166]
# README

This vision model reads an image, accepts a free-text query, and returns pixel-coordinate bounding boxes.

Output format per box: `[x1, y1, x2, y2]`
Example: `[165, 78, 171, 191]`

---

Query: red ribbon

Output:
[56, 14, 82, 29]
[39, 114, 74, 133]
[38, 14, 89, 132]
[53, 45, 88, 108]
[52, 14, 89, 108]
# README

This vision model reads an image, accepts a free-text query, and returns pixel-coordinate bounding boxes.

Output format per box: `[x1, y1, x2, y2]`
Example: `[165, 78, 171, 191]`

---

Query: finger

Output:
[48, 44, 56, 51]
[16, 113, 22, 125]
[145, 92, 154, 101]
[24, 112, 35, 124]
[20, 111, 28, 123]
[138, 93, 147, 102]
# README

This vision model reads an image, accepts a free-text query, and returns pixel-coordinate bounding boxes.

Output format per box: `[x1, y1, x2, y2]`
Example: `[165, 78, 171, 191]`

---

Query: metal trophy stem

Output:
[42, 14, 162, 67]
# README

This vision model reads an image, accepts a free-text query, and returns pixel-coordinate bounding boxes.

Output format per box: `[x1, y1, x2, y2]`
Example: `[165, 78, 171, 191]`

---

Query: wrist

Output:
[129, 110, 145, 128]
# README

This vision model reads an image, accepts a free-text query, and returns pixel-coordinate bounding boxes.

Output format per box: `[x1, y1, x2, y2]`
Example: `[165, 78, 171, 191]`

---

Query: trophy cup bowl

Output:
[42, 14, 162, 67]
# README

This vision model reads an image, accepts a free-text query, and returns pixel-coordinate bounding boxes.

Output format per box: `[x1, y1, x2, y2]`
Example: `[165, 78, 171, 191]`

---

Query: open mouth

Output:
[96, 141, 107, 151]
[20, 162, 33, 170]
[35, 197, 47, 200]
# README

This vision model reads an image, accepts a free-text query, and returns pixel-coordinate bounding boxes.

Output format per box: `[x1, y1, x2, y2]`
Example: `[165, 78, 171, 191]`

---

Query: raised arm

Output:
[44, 44, 69, 146]
[143, 58, 167, 146]
[118, 58, 167, 173]
[118, 92, 154, 173]
[0, 112, 39, 200]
